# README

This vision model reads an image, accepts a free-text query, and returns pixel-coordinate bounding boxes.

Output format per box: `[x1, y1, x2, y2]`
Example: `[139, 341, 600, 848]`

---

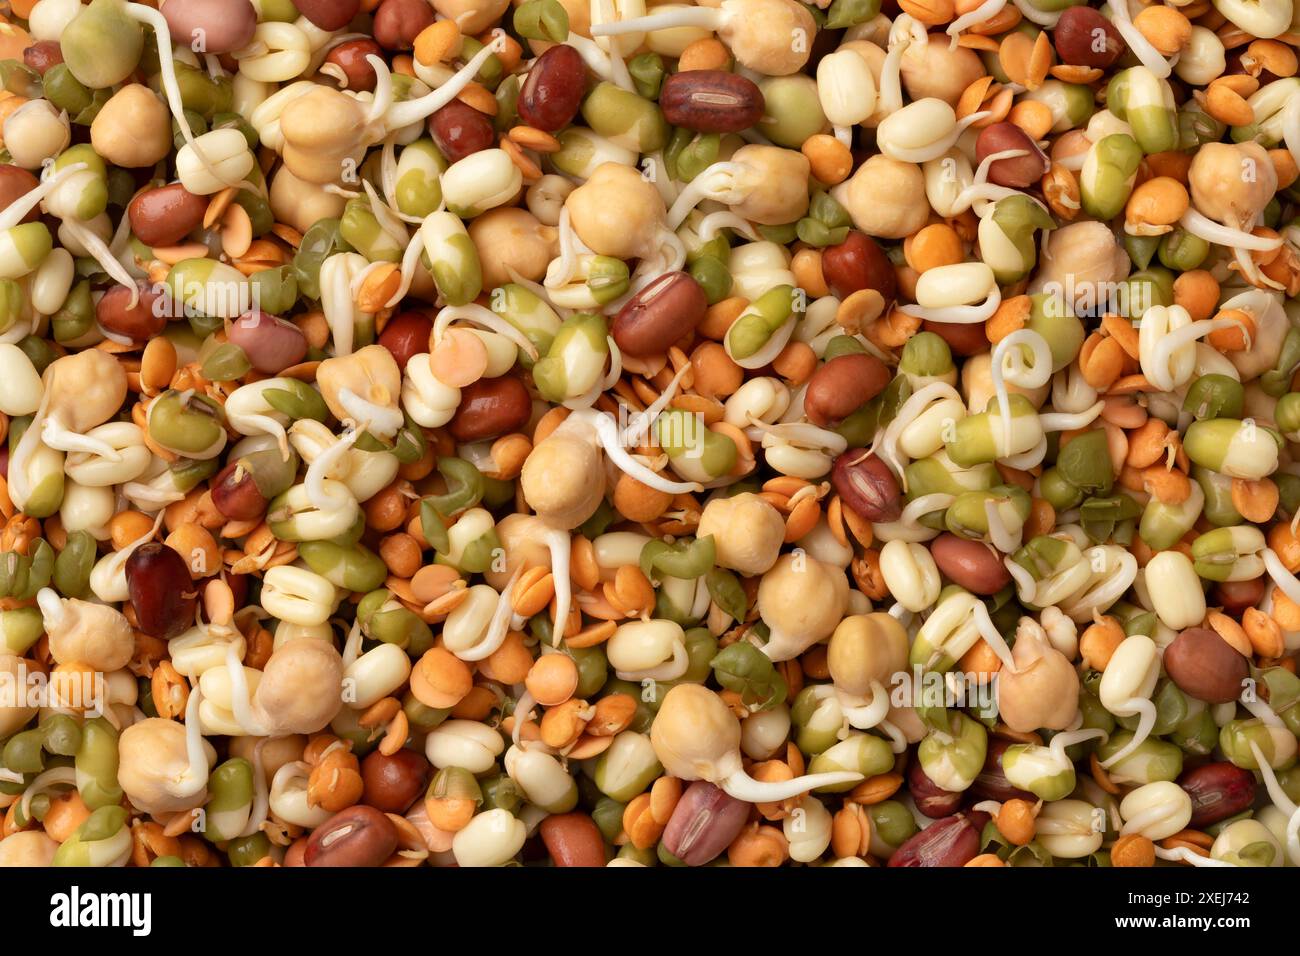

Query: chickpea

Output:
[118, 718, 216, 815]
[467, 207, 558, 288]
[90, 85, 173, 168]
[697, 492, 786, 576]
[565, 163, 669, 260]
[831, 155, 930, 239]
[251, 639, 346, 735]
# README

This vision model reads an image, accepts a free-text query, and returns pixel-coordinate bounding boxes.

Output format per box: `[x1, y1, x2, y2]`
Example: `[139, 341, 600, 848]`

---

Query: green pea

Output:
[1184, 374, 1245, 422]
[1080, 133, 1142, 221]
[53, 805, 129, 866]
[710, 642, 786, 711]
[51, 277, 94, 343]
[148, 390, 226, 456]
[294, 218, 351, 301]
[42, 64, 92, 116]
[61, 0, 144, 90]
[1055, 429, 1113, 495]
[0, 606, 45, 656]
[1219, 720, 1292, 769]
[227, 832, 273, 867]
[1123, 233, 1160, 272]
[1157, 228, 1209, 271]
[514, 0, 570, 42]
[808, 734, 893, 791]
[758, 75, 827, 147]
[75, 717, 124, 810]
[592, 797, 626, 844]
[826, 0, 882, 27]
[581, 82, 669, 154]
[340, 198, 404, 263]
[298, 540, 389, 592]
[918, 712, 987, 792]
[640, 535, 716, 581]
[206, 758, 255, 842]
[688, 255, 731, 305]
[725, 284, 797, 360]
[3, 729, 45, 774]
[403, 691, 451, 732]
[40, 714, 83, 758]
[899, 331, 954, 380]
[867, 800, 917, 850]
[592, 732, 663, 802]
[628, 53, 665, 100]
[1095, 732, 1183, 784]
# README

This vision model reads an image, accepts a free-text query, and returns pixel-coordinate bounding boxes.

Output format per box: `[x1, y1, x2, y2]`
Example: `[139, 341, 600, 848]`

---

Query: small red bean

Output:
[923, 319, 988, 357]
[1053, 7, 1125, 68]
[539, 812, 607, 866]
[661, 781, 751, 866]
[361, 749, 430, 813]
[887, 811, 988, 867]
[373, 0, 435, 51]
[210, 460, 268, 521]
[448, 376, 533, 442]
[126, 542, 199, 640]
[1178, 762, 1257, 829]
[659, 70, 765, 134]
[970, 739, 1036, 803]
[226, 311, 308, 374]
[975, 123, 1050, 189]
[22, 42, 64, 76]
[304, 805, 398, 867]
[1163, 627, 1249, 704]
[127, 183, 208, 248]
[0, 166, 41, 225]
[160, 0, 257, 55]
[820, 231, 897, 301]
[929, 533, 1010, 595]
[831, 450, 902, 522]
[293, 0, 362, 32]
[324, 38, 383, 93]
[378, 311, 433, 370]
[804, 353, 890, 428]
[517, 44, 587, 132]
[429, 100, 497, 165]
[96, 282, 167, 343]
[908, 759, 964, 818]
[1211, 578, 1265, 614]
[610, 271, 707, 357]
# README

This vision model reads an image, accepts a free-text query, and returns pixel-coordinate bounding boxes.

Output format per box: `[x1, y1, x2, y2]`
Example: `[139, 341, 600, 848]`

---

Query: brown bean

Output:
[659, 70, 765, 134]
[661, 781, 751, 866]
[127, 183, 208, 248]
[975, 123, 1050, 189]
[610, 271, 707, 357]
[820, 231, 897, 301]
[831, 450, 902, 522]
[22, 41, 63, 76]
[429, 100, 496, 165]
[1163, 627, 1249, 704]
[324, 38, 383, 93]
[293, 0, 362, 31]
[539, 812, 607, 867]
[907, 759, 963, 818]
[96, 282, 167, 343]
[373, 0, 435, 51]
[804, 353, 890, 428]
[923, 319, 988, 357]
[126, 543, 198, 640]
[970, 739, 1036, 803]
[304, 805, 399, 867]
[517, 44, 586, 132]
[1211, 578, 1265, 615]
[1054, 7, 1125, 68]
[930, 533, 1010, 595]
[160, 0, 257, 55]
[448, 375, 532, 442]
[1178, 762, 1257, 829]
[210, 459, 268, 521]
[283, 837, 310, 867]
[227, 311, 308, 374]
[378, 311, 433, 370]
[887, 811, 988, 867]
[361, 749, 430, 814]
[0, 166, 41, 224]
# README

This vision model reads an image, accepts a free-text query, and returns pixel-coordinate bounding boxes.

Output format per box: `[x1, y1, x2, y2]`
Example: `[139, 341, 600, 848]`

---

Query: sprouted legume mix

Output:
[0, 0, 1295, 870]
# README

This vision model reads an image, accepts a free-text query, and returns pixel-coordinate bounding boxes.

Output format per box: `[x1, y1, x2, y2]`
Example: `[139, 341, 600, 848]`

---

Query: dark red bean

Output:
[970, 739, 1036, 803]
[517, 44, 586, 132]
[1163, 627, 1249, 704]
[429, 100, 496, 164]
[804, 353, 891, 428]
[378, 311, 433, 369]
[304, 805, 398, 867]
[361, 749, 430, 813]
[293, 0, 361, 32]
[975, 123, 1050, 189]
[662, 781, 751, 866]
[539, 812, 607, 867]
[126, 542, 198, 640]
[821, 231, 897, 302]
[226, 311, 308, 374]
[924, 319, 988, 357]
[1053, 7, 1125, 68]
[610, 271, 707, 357]
[448, 376, 532, 442]
[908, 758, 964, 818]
[161, 0, 257, 55]
[0, 166, 41, 225]
[1178, 762, 1257, 829]
[210, 460, 269, 521]
[1211, 578, 1265, 615]
[96, 282, 167, 343]
[22, 42, 63, 76]
[324, 38, 383, 93]
[659, 70, 765, 133]
[930, 533, 1011, 595]
[283, 837, 310, 867]
[831, 450, 902, 522]
[888, 811, 988, 867]
[127, 183, 208, 248]
[372, 0, 434, 50]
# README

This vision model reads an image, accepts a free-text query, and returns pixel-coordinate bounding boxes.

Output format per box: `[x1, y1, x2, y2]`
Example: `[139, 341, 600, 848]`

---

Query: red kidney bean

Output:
[930, 533, 1010, 595]
[283, 837, 310, 867]
[1178, 762, 1257, 829]
[1053, 7, 1125, 68]
[831, 450, 902, 523]
[0, 166, 41, 224]
[210, 459, 268, 521]
[976, 123, 1050, 189]
[517, 44, 586, 132]
[448, 376, 532, 442]
[610, 271, 707, 357]
[161, 0, 257, 55]
[804, 353, 891, 428]
[821, 231, 897, 302]
[96, 282, 167, 343]
[361, 749, 430, 813]
[378, 311, 433, 369]
[227, 311, 308, 374]
[23, 42, 63, 76]
[126, 542, 198, 640]
[1163, 627, 1249, 704]
[888, 811, 988, 867]
[908, 758, 964, 818]
[304, 805, 399, 867]
[539, 812, 607, 867]
[128, 183, 208, 248]
[324, 38, 383, 93]
[662, 781, 751, 866]
[293, 0, 361, 32]
[970, 739, 1036, 803]
[923, 319, 988, 357]
[429, 100, 497, 165]
[660, 70, 765, 134]
[373, 0, 434, 50]
[1211, 577, 1265, 614]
